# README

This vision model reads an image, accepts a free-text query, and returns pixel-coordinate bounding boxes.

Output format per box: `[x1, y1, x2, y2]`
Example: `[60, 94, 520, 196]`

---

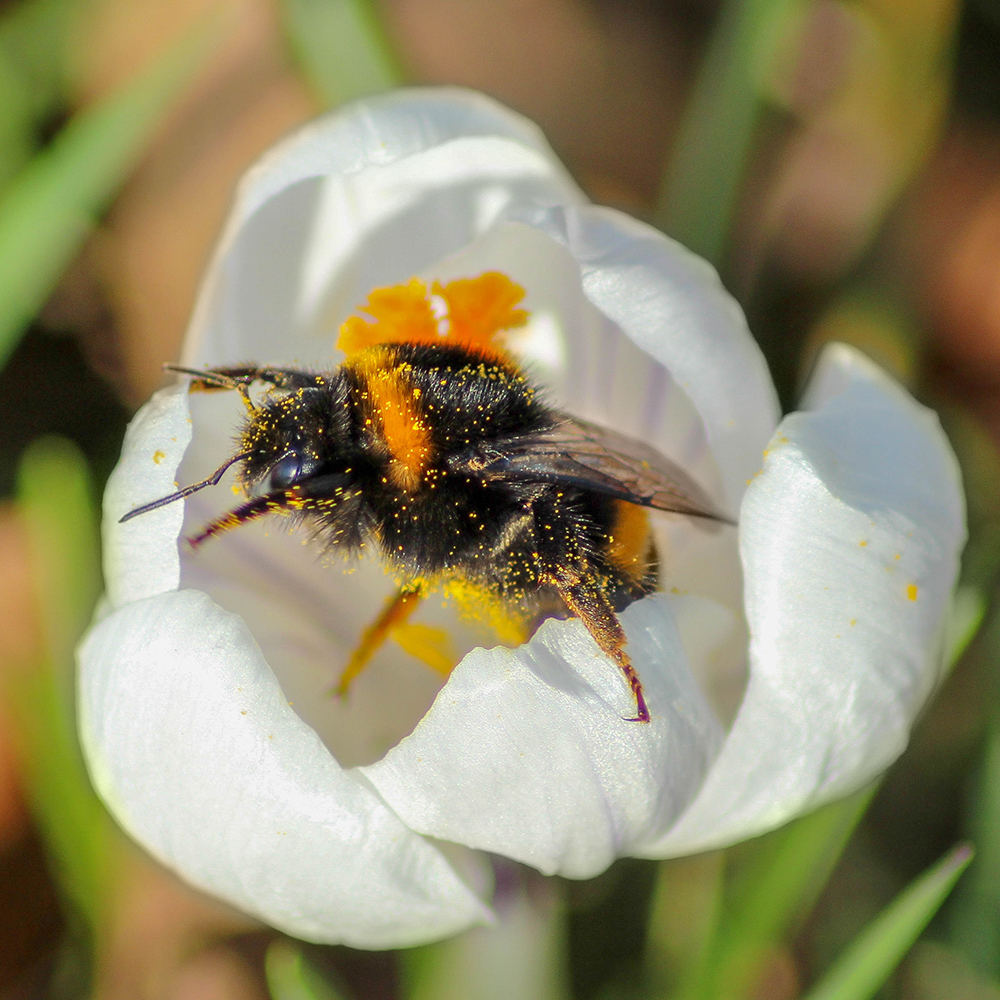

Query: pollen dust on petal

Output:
[443, 577, 531, 646]
[337, 272, 528, 362]
[907, 584, 919, 601]
[391, 623, 456, 676]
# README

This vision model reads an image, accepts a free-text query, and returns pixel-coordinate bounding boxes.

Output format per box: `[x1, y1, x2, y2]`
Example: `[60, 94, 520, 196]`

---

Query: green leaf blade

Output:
[654, 0, 795, 266]
[278, 0, 402, 107]
[803, 843, 974, 1000]
[265, 939, 351, 1000]
[0, 0, 78, 187]
[12, 436, 115, 929]
[672, 789, 873, 1000]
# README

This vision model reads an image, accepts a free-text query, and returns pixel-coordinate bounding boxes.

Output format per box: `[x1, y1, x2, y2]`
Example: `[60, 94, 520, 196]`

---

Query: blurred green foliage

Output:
[655, 0, 797, 265]
[267, 938, 354, 1000]
[803, 844, 974, 1000]
[278, 0, 401, 107]
[0, 2, 221, 370]
[0, 0, 73, 189]
[10, 437, 117, 942]
[667, 790, 875, 1000]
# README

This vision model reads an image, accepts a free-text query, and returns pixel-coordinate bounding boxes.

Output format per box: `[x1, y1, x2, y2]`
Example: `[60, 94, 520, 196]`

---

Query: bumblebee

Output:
[121, 273, 729, 723]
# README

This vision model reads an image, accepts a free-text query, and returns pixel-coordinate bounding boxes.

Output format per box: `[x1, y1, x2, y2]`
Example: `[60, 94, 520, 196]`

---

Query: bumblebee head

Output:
[237, 380, 354, 493]
[119, 367, 362, 547]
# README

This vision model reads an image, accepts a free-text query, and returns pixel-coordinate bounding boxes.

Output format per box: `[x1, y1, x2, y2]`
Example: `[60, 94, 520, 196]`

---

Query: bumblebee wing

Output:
[447, 413, 733, 524]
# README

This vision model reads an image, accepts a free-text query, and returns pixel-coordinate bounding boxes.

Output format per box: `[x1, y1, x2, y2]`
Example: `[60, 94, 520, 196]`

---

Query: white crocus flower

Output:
[78, 89, 965, 949]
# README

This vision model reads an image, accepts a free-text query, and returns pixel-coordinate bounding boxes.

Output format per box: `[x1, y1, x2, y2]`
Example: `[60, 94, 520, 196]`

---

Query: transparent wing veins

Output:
[445, 413, 734, 524]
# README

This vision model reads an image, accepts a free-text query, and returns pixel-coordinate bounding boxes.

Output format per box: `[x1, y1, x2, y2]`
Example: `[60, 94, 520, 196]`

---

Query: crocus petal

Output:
[219, 87, 578, 240]
[186, 89, 584, 371]
[102, 383, 192, 610]
[640, 344, 965, 857]
[78, 588, 490, 948]
[362, 594, 725, 879]
[513, 204, 780, 509]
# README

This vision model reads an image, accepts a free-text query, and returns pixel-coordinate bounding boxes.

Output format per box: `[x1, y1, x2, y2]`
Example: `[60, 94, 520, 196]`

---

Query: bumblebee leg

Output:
[555, 573, 650, 723]
[336, 586, 424, 697]
[186, 489, 299, 547]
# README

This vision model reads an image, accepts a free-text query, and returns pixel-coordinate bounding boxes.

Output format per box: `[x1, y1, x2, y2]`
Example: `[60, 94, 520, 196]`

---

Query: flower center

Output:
[337, 271, 529, 360]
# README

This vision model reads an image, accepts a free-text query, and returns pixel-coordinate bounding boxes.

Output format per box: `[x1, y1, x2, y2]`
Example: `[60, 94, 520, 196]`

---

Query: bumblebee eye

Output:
[269, 453, 320, 490]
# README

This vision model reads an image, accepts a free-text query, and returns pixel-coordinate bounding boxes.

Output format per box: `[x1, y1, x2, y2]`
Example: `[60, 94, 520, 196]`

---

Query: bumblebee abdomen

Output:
[372, 469, 531, 579]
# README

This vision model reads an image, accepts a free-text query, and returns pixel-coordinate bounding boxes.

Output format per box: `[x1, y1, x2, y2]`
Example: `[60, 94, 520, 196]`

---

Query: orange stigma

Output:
[337, 271, 529, 362]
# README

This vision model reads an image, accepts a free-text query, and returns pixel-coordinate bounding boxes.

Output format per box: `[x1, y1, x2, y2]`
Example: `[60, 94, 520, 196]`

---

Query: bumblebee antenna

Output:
[118, 451, 251, 524]
[165, 365, 242, 389]
[166, 364, 258, 409]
